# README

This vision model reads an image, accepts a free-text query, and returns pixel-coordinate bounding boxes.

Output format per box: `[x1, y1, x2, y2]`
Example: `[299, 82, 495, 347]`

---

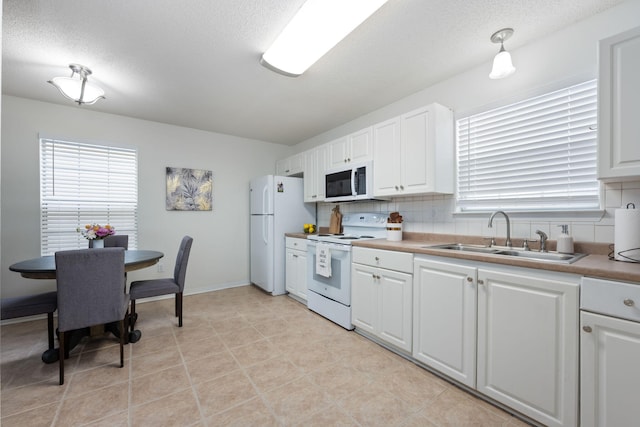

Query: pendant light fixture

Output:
[48, 64, 105, 105]
[489, 28, 516, 79]
[261, 0, 388, 77]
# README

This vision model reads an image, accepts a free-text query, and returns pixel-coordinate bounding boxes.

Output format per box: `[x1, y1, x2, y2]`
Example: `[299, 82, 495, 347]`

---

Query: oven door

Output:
[307, 240, 352, 306]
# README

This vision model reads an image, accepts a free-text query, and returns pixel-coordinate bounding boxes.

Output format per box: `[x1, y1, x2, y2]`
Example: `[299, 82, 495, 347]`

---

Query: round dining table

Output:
[9, 249, 164, 363]
[9, 249, 164, 279]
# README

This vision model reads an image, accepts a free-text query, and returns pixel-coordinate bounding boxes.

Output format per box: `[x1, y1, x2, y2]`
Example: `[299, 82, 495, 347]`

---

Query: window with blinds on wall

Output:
[456, 79, 600, 212]
[40, 137, 138, 255]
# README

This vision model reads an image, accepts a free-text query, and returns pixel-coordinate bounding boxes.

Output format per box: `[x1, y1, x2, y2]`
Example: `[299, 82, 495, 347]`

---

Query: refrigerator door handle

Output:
[262, 185, 269, 214]
[262, 215, 269, 245]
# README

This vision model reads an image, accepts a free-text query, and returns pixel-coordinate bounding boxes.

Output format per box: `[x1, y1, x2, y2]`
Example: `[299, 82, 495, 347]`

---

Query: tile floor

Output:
[1, 285, 531, 426]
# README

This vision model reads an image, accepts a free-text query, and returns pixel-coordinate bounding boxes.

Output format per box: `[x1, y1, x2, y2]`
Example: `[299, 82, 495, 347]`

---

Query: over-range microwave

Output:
[324, 161, 374, 202]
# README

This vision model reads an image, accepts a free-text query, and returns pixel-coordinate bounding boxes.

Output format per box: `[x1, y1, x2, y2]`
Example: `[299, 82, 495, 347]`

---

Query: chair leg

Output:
[47, 312, 55, 350]
[130, 300, 136, 332]
[177, 292, 183, 327]
[59, 331, 66, 385]
[119, 319, 125, 367]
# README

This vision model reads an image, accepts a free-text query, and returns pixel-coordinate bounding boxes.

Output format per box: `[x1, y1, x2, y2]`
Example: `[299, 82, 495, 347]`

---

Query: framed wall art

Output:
[165, 167, 213, 211]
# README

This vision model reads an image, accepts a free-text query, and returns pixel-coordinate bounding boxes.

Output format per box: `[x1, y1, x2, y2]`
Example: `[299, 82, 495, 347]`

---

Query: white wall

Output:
[1, 96, 289, 298]
[303, 0, 640, 245]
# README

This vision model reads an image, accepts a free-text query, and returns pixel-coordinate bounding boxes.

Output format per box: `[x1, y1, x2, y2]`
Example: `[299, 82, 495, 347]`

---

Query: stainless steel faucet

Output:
[488, 211, 512, 248]
[535, 230, 548, 252]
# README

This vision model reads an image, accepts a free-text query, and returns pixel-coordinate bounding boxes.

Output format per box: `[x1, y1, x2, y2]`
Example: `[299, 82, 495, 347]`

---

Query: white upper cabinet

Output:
[598, 26, 640, 181]
[328, 127, 373, 168]
[373, 103, 454, 197]
[303, 145, 327, 202]
[276, 153, 304, 177]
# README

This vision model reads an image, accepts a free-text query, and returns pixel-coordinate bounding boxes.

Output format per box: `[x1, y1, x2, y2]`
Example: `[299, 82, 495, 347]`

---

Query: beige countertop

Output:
[286, 231, 640, 283]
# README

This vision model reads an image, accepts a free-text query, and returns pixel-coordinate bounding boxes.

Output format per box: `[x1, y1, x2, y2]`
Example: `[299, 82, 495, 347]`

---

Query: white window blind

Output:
[456, 79, 599, 212]
[40, 138, 138, 255]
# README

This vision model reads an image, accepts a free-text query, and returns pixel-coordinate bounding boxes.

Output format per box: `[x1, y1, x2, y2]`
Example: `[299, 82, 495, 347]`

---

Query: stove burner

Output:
[318, 234, 331, 236]
[339, 236, 359, 240]
[333, 233, 344, 236]
[359, 235, 375, 239]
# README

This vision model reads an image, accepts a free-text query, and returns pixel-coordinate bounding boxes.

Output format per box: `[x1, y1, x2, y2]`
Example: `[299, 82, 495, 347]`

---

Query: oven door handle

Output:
[307, 241, 351, 252]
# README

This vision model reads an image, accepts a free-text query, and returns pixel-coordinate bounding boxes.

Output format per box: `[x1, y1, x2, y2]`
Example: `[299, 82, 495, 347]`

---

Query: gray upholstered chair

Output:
[55, 247, 130, 385]
[129, 236, 193, 329]
[1, 292, 58, 350]
[89, 234, 129, 249]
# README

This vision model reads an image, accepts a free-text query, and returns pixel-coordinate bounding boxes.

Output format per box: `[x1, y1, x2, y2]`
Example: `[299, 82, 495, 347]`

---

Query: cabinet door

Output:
[285, 249, 297, 295]
[580, 311, 640, 427]
[276, 153, 304, 176]
[348, 127, 373, 163]
[289, 153, 304, 175]
[373, 117, 402, 196]
[351, 263, 378, 335]
[304, 149, 318, 202]
[401, 106, 432, 193]
[413, 258, 477, 387]
[296, 251, 308, 301]
[315, 145, 327, 200]
[328, 137, 349, 168]
[477, 268, 578, 427]
[276, 158, 288, 176]
[598, 26, 640, 181]
[378, 268, 413, 352]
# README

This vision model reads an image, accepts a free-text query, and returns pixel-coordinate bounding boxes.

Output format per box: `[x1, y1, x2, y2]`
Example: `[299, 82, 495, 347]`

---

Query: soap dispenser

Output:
[557, 224, 574, 254]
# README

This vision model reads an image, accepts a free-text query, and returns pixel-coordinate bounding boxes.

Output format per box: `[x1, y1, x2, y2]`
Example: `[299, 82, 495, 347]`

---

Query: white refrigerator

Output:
[250, 175, 315, 295]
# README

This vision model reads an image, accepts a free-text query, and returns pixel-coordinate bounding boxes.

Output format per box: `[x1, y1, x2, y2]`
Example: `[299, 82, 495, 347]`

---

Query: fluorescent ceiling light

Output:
[261, 0, 388, 77]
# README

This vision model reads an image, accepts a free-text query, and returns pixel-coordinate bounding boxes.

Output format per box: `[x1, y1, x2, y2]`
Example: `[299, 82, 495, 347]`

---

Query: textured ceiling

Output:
[2, 0, 625, 145]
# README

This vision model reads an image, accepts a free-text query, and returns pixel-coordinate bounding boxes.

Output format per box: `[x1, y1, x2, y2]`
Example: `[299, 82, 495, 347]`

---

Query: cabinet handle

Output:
[293, 254, 298, 258]
[466, 277, 473, 282]
[624, 298, 635, 307]
[374, 256, 380, 261]
[347, 158, 351, 162]
[285, 169, 290, 173]
[376, 275, 381, 280]
[372, 273, 376, 279]
[583, 326, 593, 333]
[312, 195, 317, 198]
[477, 279, 484, 285]
[400, 185, 404, 190]
[395, 186, 399, 190]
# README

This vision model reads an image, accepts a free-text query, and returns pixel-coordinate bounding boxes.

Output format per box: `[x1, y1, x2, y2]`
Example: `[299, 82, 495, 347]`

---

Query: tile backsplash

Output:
[317, 180, 640, 244]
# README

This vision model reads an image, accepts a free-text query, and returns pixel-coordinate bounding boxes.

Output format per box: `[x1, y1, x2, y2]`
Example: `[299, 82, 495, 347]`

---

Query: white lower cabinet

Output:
[285, 237, 308, 302]
[580, 312, 640, 427]
[411, 256, 579, 427]
[580, 277, 640, 427]
[477, 267, 579, 427]
[351, 247, 413, 353]
[413, 257, 477, 388]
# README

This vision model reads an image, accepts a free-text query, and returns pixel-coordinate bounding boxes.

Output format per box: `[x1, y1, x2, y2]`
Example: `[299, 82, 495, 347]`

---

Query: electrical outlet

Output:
[157, 263, 164, 273]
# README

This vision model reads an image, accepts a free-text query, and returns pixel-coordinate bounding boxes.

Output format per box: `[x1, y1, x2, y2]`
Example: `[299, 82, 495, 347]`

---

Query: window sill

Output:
[453, 209, 606, 222]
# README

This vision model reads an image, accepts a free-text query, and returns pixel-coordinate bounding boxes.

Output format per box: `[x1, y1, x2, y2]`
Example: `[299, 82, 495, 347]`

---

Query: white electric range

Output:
[306, 212, 389, 330]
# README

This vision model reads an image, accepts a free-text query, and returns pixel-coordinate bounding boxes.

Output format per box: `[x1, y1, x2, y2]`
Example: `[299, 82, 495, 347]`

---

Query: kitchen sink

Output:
[424, 243, 587, 264]
[423, 243, 501, 254]
[493, 250, 587, 263]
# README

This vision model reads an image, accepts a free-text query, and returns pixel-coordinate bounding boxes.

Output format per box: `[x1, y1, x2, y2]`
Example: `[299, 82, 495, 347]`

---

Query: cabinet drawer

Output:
[353, 247, 413, 273]
[286, 237, 307, 251]
[582, 277, 640, 322]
